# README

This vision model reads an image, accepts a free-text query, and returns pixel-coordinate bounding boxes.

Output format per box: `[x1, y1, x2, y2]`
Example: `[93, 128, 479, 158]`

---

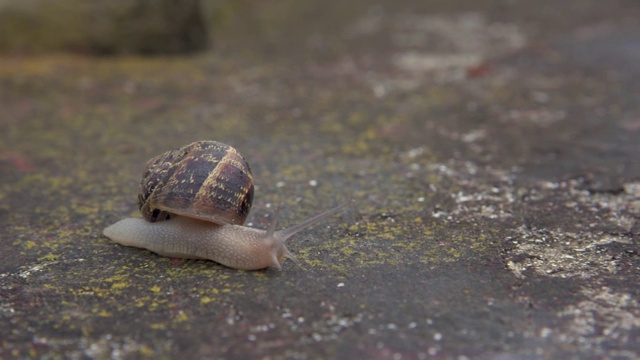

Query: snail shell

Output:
[138, 141, 254, 225]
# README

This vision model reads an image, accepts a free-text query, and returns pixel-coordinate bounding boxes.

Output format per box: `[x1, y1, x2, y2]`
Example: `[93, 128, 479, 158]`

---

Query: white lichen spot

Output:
[540, 327, 552, 338]
[405, 147, 426, 159]
[556, 287, 640, 352]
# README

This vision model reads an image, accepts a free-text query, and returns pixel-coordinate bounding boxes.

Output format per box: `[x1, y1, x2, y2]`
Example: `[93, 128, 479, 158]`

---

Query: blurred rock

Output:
[0, 0, 210, 54]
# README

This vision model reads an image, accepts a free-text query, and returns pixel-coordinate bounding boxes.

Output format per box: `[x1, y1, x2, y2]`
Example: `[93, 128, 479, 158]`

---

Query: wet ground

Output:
[1, 0, 639, 358]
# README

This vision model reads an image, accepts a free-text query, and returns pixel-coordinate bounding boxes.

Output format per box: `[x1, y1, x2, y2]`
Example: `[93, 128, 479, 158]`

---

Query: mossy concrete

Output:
[1, 0, 640, 358]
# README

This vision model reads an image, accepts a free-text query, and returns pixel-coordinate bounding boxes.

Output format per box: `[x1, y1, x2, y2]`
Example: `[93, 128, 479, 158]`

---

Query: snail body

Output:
[103, 140, 349, 270]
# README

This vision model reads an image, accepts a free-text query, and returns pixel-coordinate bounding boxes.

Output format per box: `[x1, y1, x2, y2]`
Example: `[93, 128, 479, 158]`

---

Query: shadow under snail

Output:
[103, 140, 351, 270]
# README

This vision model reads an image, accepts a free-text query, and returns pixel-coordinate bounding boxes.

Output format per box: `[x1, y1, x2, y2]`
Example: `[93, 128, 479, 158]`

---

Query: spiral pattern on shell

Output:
[138, 141, 254, 225]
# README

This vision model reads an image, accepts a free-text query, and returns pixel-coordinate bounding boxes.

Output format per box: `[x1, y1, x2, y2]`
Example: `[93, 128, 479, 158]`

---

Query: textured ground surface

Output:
[1, 0, 639, 359]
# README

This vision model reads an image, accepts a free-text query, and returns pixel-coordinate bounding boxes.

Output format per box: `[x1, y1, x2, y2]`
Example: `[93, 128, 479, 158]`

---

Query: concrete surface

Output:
[1, 0, 639, 359]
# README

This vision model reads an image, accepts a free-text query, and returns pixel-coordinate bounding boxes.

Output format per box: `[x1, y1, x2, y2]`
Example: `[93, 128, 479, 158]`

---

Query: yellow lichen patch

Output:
[110, 282, 129, 290]
[175, 312, 189, 323]
[200, 296, 214, 305]
[37, 253, 59, 262]
[150, 323, 167, 330]
[139, 345, 155, 357]
[147, 300, 171, 312]
[0, 55, 73, 78]
[103, 274, 129, 283]
[150, 285, 162, 293]
[339, 246, 357, 257]
[22, 240, 38, 250]
[295, 250, 324, 269]
[250, 272, 269, 280]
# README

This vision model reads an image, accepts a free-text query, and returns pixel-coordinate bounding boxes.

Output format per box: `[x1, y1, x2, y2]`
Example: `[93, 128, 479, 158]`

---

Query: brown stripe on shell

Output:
[192, 147, 254, 225]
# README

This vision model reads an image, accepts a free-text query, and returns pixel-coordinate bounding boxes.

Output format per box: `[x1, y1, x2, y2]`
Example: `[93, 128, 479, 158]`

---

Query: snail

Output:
[103, 140, 350, 270]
